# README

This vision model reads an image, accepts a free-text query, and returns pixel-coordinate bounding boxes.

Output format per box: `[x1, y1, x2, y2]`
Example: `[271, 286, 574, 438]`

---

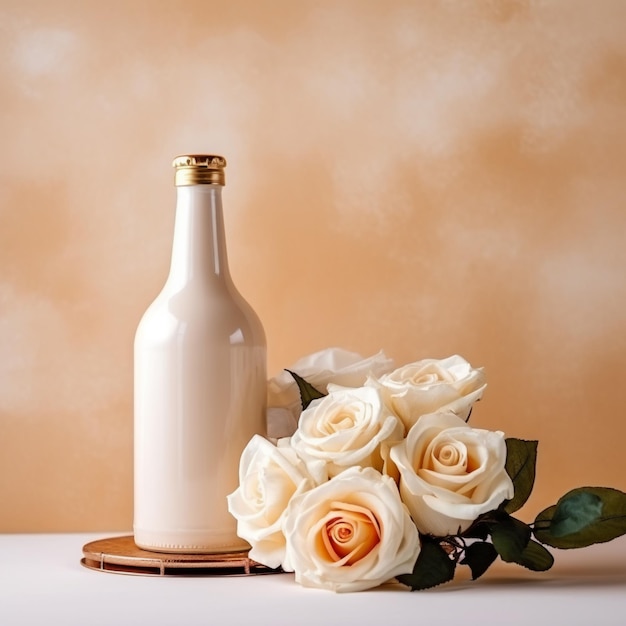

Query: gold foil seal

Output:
[173, 154, 226, 186]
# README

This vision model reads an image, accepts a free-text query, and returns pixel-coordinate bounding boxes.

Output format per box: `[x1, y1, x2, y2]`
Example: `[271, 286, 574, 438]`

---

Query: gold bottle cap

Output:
[172, 154, 226, 186]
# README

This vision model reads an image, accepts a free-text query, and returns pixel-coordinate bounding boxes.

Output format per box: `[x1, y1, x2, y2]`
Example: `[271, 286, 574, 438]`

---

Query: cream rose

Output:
[282, 466, 420, 592]
[370, 355, 487, 430]
[390, 412, 514, 536]
[290, 385, 404, 476]
[227, 435, 327, 569]
[267, 348, 394, 438]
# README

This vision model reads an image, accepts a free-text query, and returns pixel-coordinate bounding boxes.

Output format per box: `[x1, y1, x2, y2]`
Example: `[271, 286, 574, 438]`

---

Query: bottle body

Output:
[133, 168, 266, 553]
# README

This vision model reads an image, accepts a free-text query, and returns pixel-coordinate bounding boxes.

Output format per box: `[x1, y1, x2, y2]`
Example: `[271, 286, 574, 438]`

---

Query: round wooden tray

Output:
[81, 535, 281, 577]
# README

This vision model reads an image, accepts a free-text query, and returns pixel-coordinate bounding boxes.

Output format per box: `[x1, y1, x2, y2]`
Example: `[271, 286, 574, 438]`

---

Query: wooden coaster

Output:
[81, 535, 281, 577]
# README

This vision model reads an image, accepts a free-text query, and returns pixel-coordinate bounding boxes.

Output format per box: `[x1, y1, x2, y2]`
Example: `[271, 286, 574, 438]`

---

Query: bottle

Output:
[133, 154, 267, 554]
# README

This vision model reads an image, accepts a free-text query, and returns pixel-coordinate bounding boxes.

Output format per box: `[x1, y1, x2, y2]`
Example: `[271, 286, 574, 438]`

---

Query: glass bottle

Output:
[133, 154, 267, 553]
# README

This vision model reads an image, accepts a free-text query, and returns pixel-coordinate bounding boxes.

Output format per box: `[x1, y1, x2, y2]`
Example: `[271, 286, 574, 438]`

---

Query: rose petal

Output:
[267, 348, 395, 424]
[290, 387, 404, 474]
[282, 466, 420, 592]
[370, 355, 487, 430]
[227, 435, 325, 569]
[390, 412, 514, 536]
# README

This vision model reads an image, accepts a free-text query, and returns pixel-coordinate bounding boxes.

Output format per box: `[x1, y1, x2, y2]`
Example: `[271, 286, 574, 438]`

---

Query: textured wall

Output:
[1, 0, 625, 532]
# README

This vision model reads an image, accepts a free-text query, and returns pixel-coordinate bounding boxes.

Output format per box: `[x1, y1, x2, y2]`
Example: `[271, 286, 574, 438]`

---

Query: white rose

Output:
[227, 435, 327, 569]
[370, 354, 487, 430]
[390, 411, 514, 536]
[267, 348, 394, 438]
[290, 385, 404, 476]
[282, 466, 420, 592]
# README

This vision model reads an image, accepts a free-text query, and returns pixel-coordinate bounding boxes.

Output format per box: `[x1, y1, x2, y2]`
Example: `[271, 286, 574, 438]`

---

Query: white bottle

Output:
[133, 154, 267, 554]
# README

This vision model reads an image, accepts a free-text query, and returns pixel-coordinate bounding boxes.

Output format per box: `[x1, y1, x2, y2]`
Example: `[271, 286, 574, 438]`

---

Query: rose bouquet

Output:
[227, 348, 626, 592]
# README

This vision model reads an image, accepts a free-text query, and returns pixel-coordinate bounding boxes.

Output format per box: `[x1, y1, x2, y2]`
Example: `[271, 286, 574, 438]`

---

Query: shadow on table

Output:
[472, 561, 626, 589]
[379, 555, 626, 593]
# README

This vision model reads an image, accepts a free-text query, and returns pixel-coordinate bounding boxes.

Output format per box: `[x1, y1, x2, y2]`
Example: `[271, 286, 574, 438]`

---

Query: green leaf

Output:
[285, 369, 326, 411]
[514, 539, 554, 572]
[502, 439, 538, 514]
[489, 515, 531, 562]
[397, 538, 456, 591]
[462, 520, 490, 541]
[533, 487, 626, 549]
[461, 541, 498, 580]
[489, 514, 553, 571]
[551, 490, 603, 536]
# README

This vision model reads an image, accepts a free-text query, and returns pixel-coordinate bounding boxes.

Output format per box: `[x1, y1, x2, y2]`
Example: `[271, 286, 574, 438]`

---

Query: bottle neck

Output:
[166, 185, 232, 288]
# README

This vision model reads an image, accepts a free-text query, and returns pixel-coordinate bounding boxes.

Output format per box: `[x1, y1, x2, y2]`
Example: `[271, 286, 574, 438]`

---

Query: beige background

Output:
[1, 0, 625, 533]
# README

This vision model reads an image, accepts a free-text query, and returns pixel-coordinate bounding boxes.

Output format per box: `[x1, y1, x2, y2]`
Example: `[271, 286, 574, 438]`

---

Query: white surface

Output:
[1, 532, 625, 626]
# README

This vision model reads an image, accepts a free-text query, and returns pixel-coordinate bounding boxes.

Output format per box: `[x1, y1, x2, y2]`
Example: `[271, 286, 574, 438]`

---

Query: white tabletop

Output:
[1, 532, 624, 626]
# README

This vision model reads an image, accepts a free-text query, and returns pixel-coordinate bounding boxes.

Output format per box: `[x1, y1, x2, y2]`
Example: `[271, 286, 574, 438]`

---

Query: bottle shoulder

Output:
[135, 283, 265, 346]
[146, 281, 258, 313]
